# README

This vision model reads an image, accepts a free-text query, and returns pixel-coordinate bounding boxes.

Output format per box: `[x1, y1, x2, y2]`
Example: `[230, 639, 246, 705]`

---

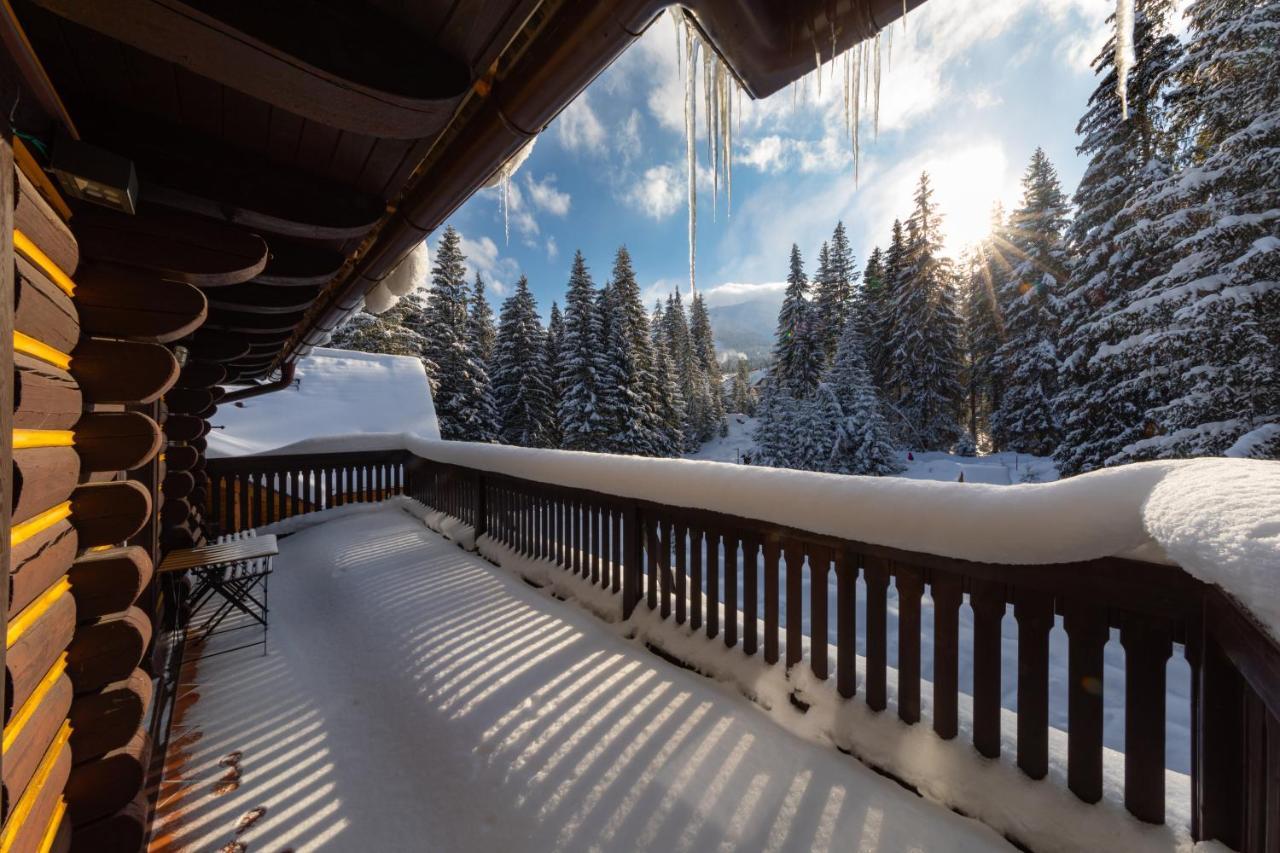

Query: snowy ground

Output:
[207, 347, 439, 458]
[152, 505, 1011, 853]
[687, 415, 1060, 484]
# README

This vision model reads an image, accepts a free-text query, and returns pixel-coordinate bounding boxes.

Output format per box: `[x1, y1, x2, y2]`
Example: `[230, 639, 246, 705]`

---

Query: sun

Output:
[923, 143, 1012, 257]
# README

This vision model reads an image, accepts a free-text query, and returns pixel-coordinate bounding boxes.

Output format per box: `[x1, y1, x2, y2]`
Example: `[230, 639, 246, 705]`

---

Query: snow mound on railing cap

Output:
[1144, 458, 1280, 631]
[236, 433, 1280, 631]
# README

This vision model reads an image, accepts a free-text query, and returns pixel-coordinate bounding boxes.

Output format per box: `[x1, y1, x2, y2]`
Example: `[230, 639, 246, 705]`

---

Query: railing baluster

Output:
[660, 518, 673, 619]
[836, 547, 856, 698]
[1064, 599, 1108, 802]
[784, 540, 804, 669]
[864, 555, 889, 711]
[1015, 588, 1054, 778]
[724, 530, 738, 648]
[622, 504, 641, 618]
[593, 502, 604, 581]
[646, 514, 660, 610]
[1120, 615, 1172, 823]
[706, 529, 720, 638]
[611, 507, 622, 592]
[932, 570, 962, 740]
[971, 578, 1005, 759]
[674, 520, 687, 625]
[810, 545, 829, 680]
[896, 563, 922, 720]
[742, 535, 758, 656]
[690, 525, 704, 631]
[764, 537, 780, 665]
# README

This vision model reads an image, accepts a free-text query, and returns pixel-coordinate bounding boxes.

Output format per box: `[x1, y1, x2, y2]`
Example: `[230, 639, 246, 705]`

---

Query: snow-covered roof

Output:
[207, 347, 439, 458]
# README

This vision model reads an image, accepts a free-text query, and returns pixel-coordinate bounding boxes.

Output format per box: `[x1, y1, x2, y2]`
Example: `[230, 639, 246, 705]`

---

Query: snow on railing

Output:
[205, 442, 1280, 852]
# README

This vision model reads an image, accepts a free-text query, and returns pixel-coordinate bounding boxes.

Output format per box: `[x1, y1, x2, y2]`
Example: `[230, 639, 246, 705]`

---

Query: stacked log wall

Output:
[5, 145, 180, 851]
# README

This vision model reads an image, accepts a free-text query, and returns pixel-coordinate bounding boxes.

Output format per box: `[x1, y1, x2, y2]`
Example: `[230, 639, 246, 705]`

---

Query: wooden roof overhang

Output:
[6, 0, 923, 387]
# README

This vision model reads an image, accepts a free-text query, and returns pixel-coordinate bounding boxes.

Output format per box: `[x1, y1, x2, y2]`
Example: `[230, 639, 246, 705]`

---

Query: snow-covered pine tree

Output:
[689, 292, 727, 440]
[469, 273, 497, 366]
[729, 357, 757, 415]
[792, 385, 842, 472]
[752, 383, 796, 468]
[811, 241, 833, 357]
[597, 247, 666, 456]
[331, 289, 429, 362]
[422, 226, 491, 440]
[1106, 0, 1278, 463]
[874, 223, 906, 397]
[544, 301, 565, 448]
[962, 206, 1010, 449]
[558, 251, 606, 451]
[815, 221, 858, 362]
[885, 174, 963, 450]
[1053, 0, 1180, 475]
[662, 291, 702, 449]
[988, 150, 1070, 456]
[652, 338, 687, 455]
[825, 313, 901, 475]
[771, 244, 824, 400]
[493, 276, 554, 447]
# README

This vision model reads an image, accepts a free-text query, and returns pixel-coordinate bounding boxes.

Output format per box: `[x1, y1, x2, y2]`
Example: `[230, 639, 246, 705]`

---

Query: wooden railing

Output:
[204, 448, 1280, 852]
[205, 449, 408, 533]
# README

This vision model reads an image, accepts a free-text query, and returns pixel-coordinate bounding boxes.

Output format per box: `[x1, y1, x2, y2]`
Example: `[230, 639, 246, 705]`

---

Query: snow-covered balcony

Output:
[152, 437, 1280, 853]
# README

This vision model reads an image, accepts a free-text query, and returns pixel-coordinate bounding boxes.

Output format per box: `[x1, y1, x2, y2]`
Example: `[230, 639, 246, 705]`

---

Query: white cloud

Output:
[524, 173, 571, 216]
[618, 109, 643, 162]
[457, 233, 520, 296]
[546, 236, 559, 261]
[738, 136, 786, 173]
[698, 281, 787, 307]
[624, 164, 684, 220]
[556, 94, 607, 154]
[967, 87, 1003, 110]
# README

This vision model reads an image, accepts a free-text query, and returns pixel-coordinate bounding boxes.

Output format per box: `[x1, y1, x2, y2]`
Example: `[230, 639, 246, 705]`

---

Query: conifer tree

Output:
[689, 292, 727, 440]
[815, 221, 858, 362]
[874, 222, 907, 396]
[469, 273, 497, 367]
[652, 340, 687, 455]
[493, 276, 554, 447]
[332, 290, 432, 369]
[884, 174, 963, 450]
[752, 384, 796, 468]
[792, 386, 841, 472]
[544, 301, 565, 448]
[989, 149, 1069, 456]
[558, 251, 606, 450]
[1053, 0, 1180, 474]
[729, 357, 757, 415]
[661, 291, 702, 449]
[596, 247, 666, 456]
[771, 244, 824, 399]
[823, 314, 901, 475]
[1104, 0, 1277, 463]
[423, 226, 496, 440]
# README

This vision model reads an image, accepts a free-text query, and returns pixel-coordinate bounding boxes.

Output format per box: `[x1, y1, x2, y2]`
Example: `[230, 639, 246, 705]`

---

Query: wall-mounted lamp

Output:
[50, 135, 138, 214]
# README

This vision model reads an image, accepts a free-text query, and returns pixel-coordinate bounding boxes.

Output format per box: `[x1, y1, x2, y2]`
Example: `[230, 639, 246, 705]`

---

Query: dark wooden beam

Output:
[28, 0, 469, 139]
[74, 206, 268, 286]
[255, 239, 345, 288]
[76, 108, 387, 240]
[207, 283, 320, 314]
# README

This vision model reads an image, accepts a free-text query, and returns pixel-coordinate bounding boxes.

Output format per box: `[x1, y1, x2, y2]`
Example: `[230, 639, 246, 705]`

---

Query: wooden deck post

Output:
[622, 503, 642, 619]
[473, 471, 487, 539]
[0, 124, 14, 788]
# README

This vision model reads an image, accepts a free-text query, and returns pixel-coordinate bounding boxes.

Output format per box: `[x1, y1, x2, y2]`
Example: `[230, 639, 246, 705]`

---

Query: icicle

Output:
[685, 28, 698, 294]
[1115, 0, 1135, 120]
[873, 33, 882, 137]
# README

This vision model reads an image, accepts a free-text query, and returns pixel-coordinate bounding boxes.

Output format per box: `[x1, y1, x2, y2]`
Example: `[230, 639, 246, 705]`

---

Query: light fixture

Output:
[50, 135, 138, 214]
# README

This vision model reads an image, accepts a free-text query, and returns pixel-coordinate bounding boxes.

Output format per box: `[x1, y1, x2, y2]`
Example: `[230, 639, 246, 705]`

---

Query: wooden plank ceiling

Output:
[12, 0, 539, 382]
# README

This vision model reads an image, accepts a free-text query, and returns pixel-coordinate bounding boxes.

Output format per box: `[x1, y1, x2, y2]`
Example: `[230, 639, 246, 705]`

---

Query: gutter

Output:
[220, 362, 297, 404]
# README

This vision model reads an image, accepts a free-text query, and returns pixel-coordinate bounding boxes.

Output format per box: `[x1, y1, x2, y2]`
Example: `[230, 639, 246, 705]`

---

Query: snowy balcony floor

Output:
[148, 505, 1010, 853]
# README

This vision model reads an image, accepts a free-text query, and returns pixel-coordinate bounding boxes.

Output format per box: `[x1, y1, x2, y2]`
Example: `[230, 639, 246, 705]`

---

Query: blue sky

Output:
[435, 0, 1128, 319]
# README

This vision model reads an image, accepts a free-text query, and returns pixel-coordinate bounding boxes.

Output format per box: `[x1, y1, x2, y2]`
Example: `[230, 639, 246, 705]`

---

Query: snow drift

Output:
[207, 348, 439, 458]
